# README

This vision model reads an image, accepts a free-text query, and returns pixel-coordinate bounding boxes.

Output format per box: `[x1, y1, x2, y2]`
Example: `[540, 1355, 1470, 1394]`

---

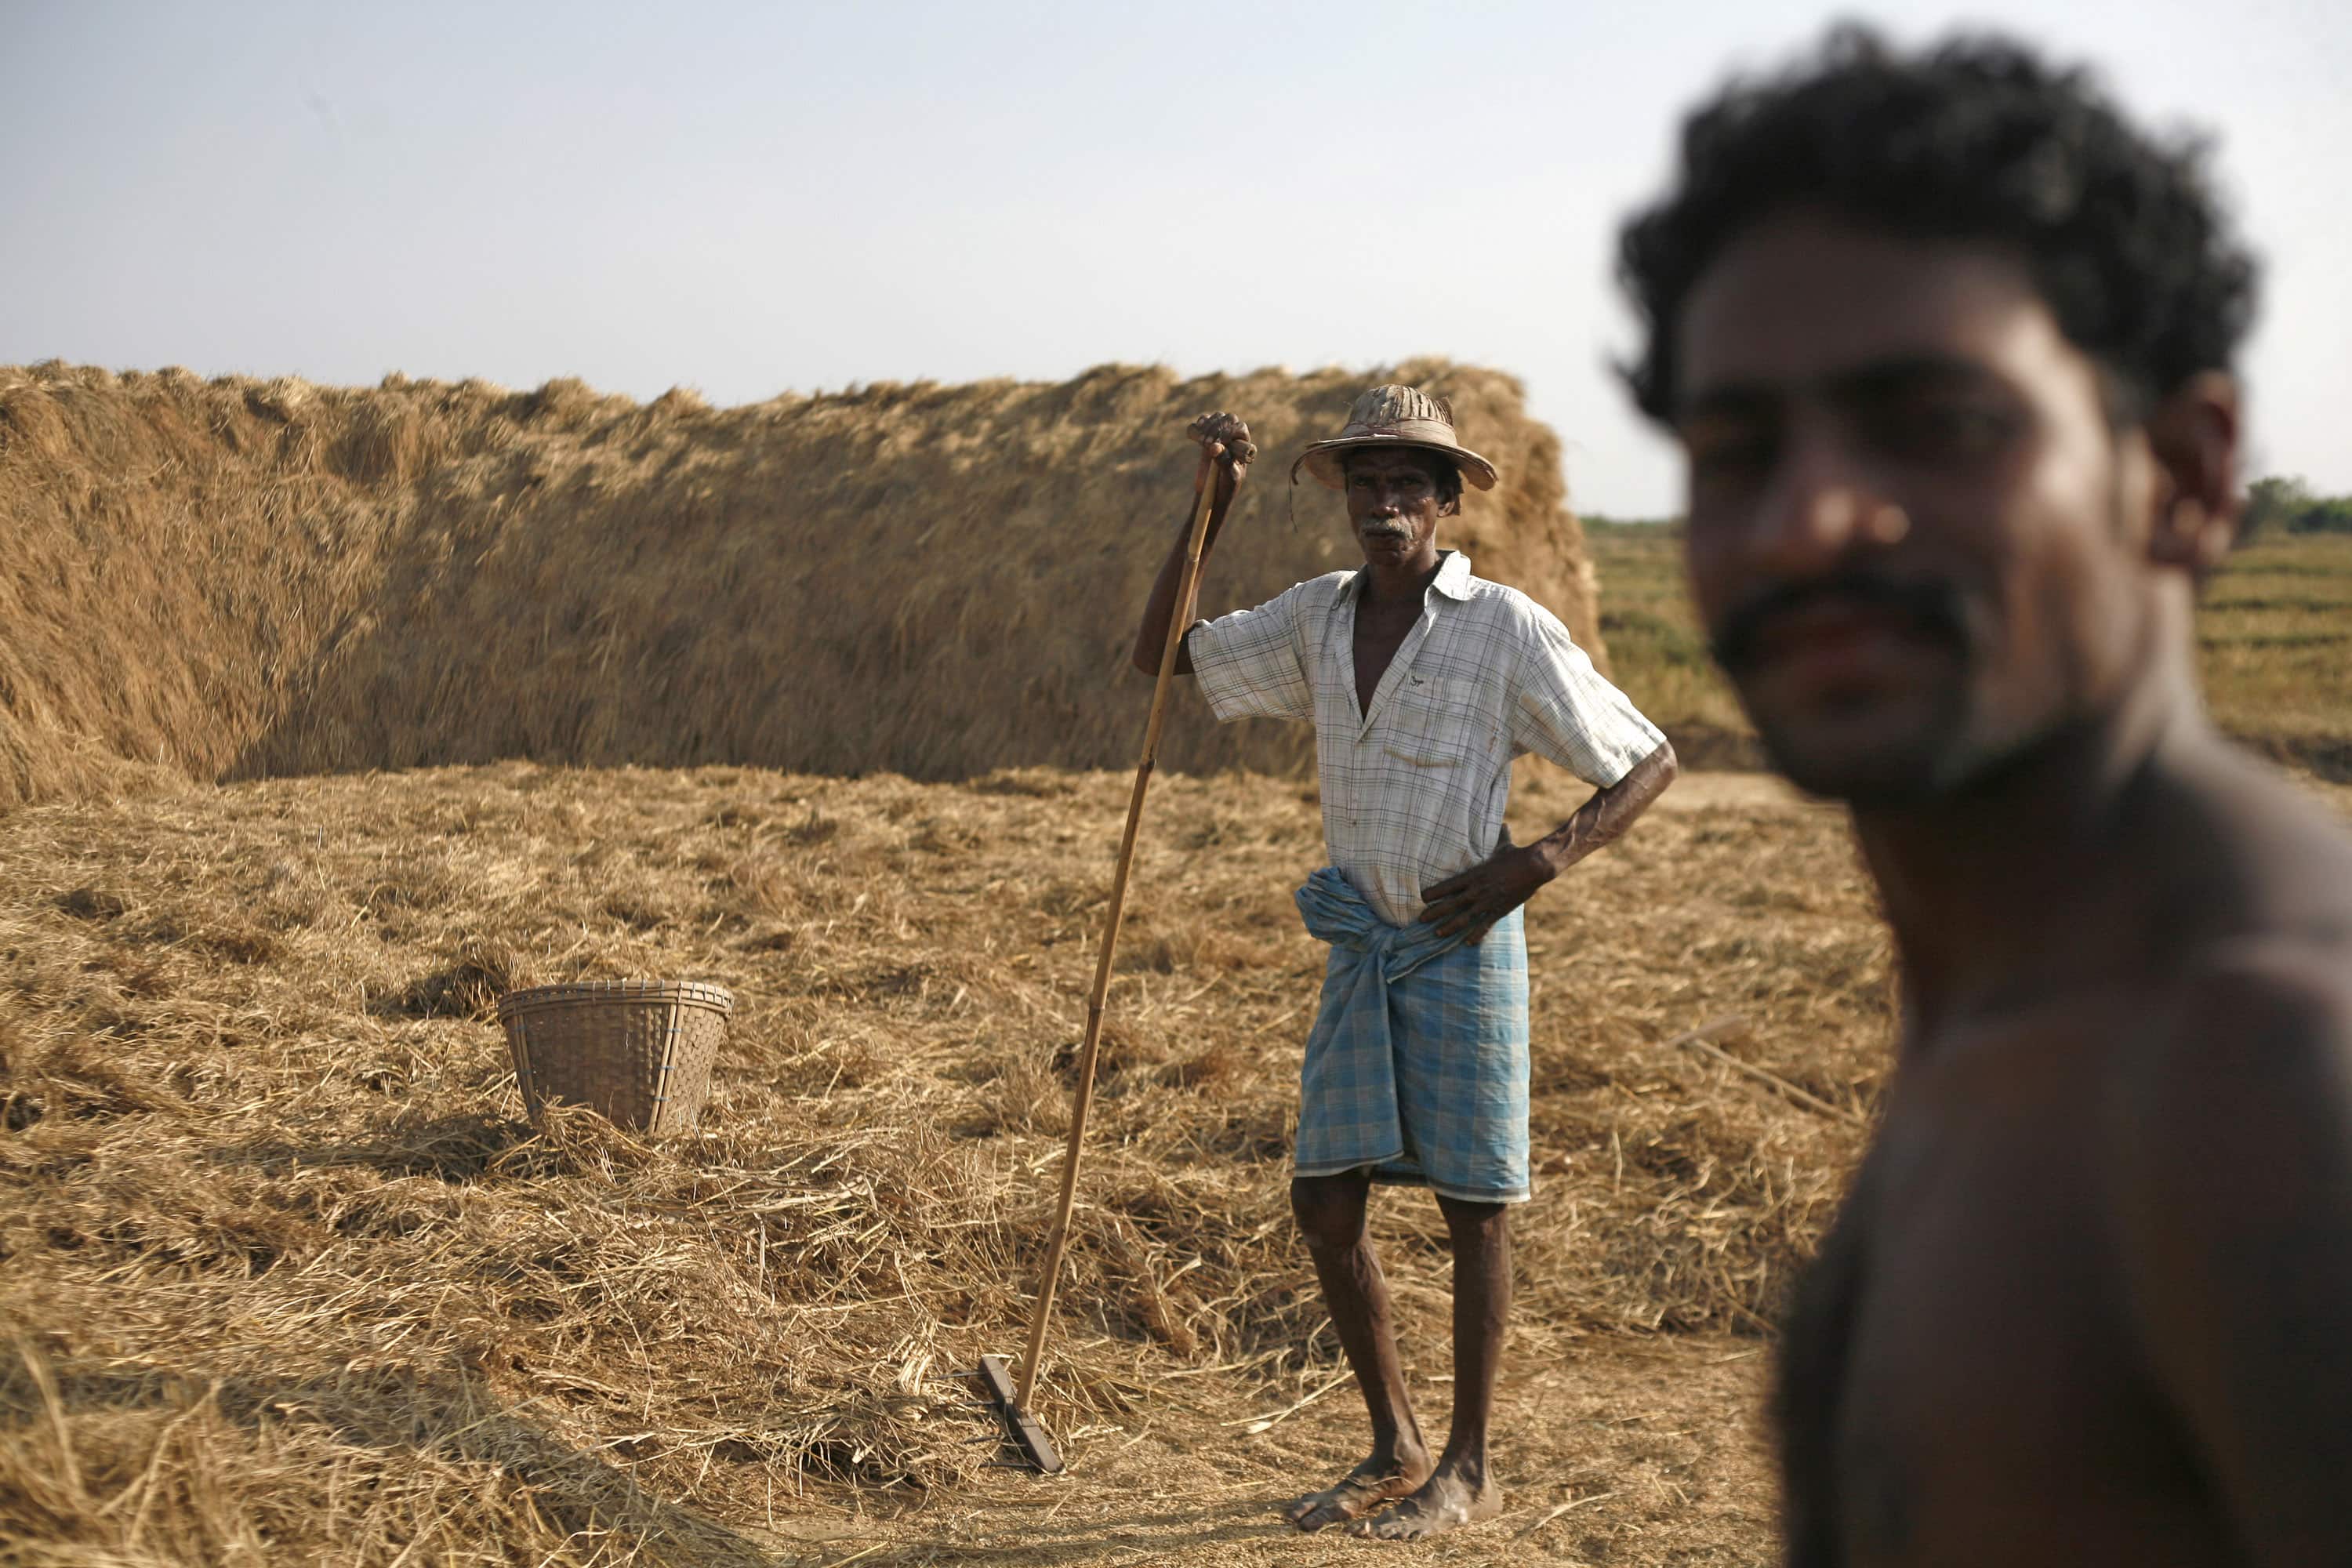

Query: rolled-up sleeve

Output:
[1510, 608, 1666, 787]
[1187, 583, 1314, 724]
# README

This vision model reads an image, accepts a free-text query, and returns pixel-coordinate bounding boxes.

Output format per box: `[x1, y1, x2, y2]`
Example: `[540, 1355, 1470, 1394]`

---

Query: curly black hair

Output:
[1617, 25, 2259, 424]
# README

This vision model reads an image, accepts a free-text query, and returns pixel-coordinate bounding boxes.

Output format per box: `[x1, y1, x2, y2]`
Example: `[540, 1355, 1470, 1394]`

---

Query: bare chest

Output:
[1350, 604, 1418, 720]
[1828, 1016, 2226, 1565]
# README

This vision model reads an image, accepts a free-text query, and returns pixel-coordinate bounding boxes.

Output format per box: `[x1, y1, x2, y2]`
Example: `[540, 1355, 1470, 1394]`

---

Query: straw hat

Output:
[1290, 384, 1500, 493]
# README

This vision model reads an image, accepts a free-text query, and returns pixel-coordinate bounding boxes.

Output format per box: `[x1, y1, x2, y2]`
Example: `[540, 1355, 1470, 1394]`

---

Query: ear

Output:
[2143, 372, 2241, 578]
[1439, 494, 1462, 520]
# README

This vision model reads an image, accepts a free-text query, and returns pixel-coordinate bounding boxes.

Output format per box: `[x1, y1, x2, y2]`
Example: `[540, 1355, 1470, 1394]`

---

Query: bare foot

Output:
[1347, 1464, 1502, 1541]
[1280, 1451, 1431, 1533]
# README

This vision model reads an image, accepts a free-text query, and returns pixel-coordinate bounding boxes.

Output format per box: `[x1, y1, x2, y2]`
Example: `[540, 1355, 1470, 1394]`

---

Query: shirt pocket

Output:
[1383, 674, 1487, 768]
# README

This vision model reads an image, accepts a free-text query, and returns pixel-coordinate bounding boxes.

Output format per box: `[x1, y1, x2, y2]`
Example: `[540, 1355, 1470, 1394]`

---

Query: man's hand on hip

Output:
[1419, 843, 1555, 945]
[1423, 743, 1677, 940]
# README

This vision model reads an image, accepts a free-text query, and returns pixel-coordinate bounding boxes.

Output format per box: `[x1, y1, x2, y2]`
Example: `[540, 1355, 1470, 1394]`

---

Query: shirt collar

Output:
[1432, 550, 1475, 601]
[1341, 549, 1475, 604]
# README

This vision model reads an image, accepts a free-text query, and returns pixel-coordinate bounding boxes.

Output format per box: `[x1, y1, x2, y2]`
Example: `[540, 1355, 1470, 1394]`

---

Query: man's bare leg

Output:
[1280, 1171, 1433, 1531]
[1352, 1194, 1510, 1540]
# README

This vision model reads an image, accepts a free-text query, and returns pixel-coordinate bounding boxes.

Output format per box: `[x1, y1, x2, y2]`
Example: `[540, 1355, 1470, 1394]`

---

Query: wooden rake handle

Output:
[1014, 444, 1226, 1410]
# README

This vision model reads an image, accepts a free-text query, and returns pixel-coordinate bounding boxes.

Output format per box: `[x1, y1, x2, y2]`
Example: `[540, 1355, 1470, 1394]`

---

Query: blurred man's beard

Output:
[1711, 570, 1989, 806]
[1735, 477, 2145, 808]
[1747, 685, 1980, 807]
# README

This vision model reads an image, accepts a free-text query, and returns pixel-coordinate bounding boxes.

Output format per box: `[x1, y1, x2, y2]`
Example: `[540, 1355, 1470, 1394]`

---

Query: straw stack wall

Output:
[0, 360, 1602, 807]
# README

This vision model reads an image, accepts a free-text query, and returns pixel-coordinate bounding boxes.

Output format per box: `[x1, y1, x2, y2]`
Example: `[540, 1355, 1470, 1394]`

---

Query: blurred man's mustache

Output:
[1711, 572, 1968, 671]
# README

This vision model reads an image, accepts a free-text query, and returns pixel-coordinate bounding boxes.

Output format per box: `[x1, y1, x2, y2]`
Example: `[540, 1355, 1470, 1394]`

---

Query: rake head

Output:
[970, 1354, 1063, 1475]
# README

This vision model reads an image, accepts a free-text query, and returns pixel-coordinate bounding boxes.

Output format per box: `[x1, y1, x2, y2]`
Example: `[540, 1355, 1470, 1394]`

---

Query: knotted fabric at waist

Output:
[1292, 866, 1471, 986]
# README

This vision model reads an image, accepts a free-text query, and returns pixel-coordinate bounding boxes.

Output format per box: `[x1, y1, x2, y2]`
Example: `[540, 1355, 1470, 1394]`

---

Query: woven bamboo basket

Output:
[495, 980, 734, 1135]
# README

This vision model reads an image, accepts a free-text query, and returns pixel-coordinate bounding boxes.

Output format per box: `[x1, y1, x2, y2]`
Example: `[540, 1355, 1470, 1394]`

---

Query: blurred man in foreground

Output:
[1131, 390, 1675, 1537]
[1618, 27, 2352, 1566]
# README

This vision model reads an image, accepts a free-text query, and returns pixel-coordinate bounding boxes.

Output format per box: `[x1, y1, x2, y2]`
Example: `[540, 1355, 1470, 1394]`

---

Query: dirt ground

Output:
[758, 1334, 1774, 1566]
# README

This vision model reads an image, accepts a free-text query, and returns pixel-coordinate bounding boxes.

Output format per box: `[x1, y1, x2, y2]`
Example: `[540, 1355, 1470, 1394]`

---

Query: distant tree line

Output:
[2244, 477, 2352, 538]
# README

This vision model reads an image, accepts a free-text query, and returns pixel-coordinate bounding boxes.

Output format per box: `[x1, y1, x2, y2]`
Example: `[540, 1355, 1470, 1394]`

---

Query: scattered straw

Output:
[1671, 1015, 1867, 1125]
[0, 760, 1899, 1562]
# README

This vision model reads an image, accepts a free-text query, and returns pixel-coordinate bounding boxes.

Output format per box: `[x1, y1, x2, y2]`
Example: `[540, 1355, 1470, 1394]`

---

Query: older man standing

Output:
[1131, 389, 1677, 1539]
[1619, 28, 2352, 1566]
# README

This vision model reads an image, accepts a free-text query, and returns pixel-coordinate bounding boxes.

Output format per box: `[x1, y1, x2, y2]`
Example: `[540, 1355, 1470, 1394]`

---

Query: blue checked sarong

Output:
[1291, 866, 1532, 1204]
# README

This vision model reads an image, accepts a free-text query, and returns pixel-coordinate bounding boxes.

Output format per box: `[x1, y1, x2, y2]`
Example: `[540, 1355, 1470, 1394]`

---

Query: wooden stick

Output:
[1515, 1490, 1623, 1540]
[1015, 446, 1224, 1411]
[1668, 1014, 1866, 1126]
[1221, 1368, 1352, 1434]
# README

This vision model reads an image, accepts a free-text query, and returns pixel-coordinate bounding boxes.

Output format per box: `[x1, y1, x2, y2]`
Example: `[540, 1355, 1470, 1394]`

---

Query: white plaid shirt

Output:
[1188, 551, 1664, 927]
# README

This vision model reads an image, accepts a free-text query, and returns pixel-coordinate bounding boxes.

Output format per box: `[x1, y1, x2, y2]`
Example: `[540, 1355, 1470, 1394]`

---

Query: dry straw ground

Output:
[0, 359, 1597, 811]
[1, 757, 1911, 1566]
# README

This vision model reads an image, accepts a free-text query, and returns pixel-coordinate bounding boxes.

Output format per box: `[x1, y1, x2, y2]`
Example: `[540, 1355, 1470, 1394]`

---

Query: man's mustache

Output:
[1360, 521, 1412, 539]
[1711, 572, 1969, 671]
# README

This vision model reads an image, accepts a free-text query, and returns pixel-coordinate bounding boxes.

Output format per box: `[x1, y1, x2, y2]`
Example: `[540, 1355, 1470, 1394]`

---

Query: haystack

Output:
[0, 360, 1604, 807]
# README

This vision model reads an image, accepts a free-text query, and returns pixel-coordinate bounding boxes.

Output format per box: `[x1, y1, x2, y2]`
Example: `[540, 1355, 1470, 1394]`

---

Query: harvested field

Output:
[5, 759, 2347, 1563]
[1585, 519, 2352, 781]
[2198, 531, 2352, 779]
[0, 759, 1902, 1564]
[0, 360, 1598, 809]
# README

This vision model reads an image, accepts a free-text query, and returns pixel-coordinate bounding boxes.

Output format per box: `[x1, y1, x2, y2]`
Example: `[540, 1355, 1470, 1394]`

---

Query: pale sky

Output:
[5, 0, 2346, 517]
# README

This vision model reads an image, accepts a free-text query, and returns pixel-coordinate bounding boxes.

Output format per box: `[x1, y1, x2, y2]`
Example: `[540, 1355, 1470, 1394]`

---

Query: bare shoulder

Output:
[2107, 932, 2352, 1213]
[2167, 939, 2352, 1075]
[2096, 911, 2352, 1529]
[2095, 743, 2352, 1254]
[2175, 742, 2352, 934]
